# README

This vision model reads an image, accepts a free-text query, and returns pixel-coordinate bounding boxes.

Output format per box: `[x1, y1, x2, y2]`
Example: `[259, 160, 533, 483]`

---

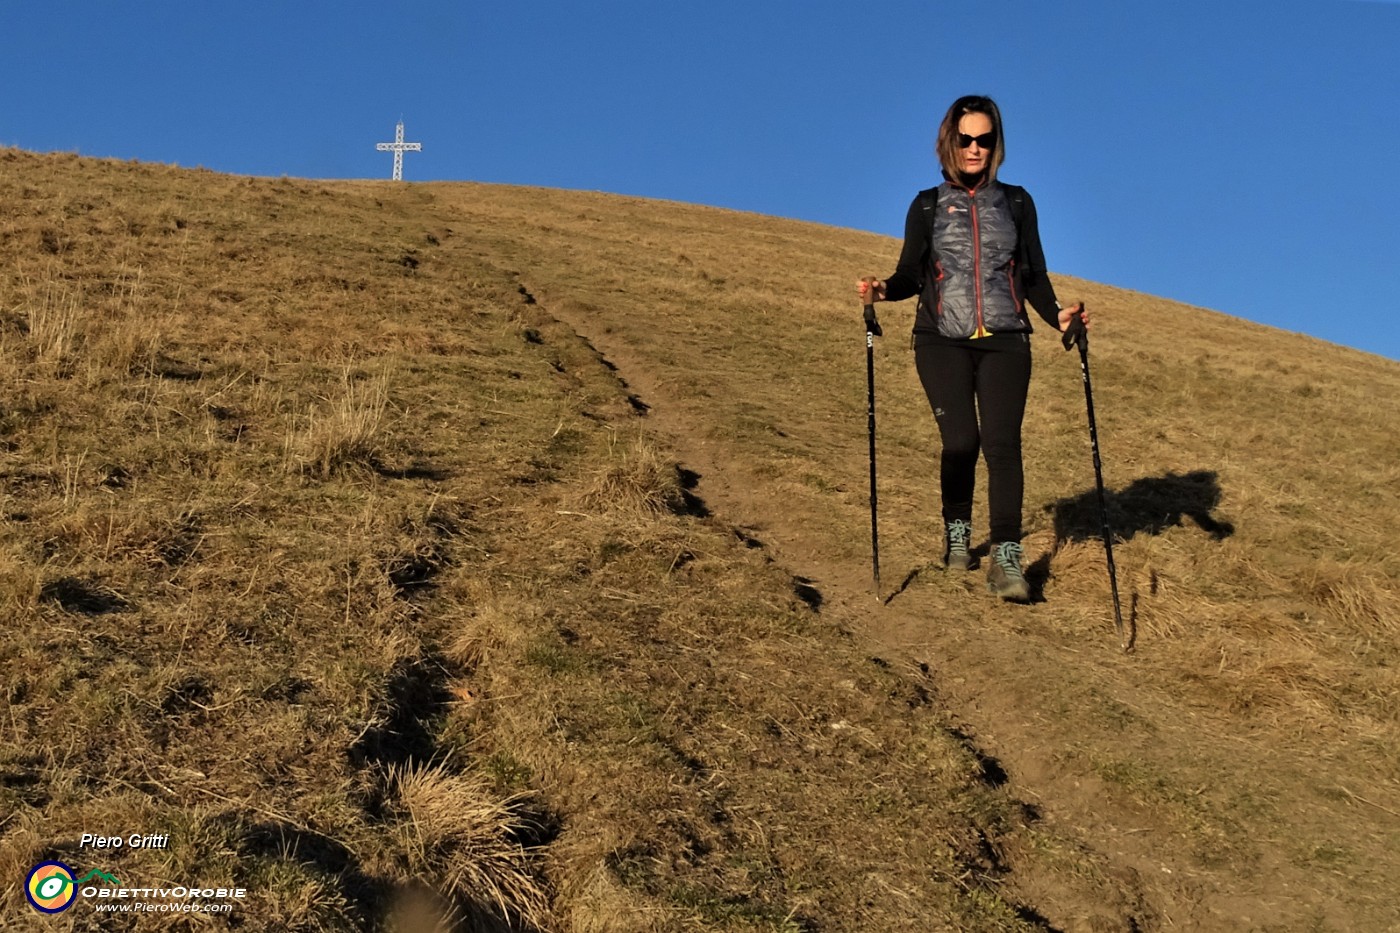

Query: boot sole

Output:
[987, 579, 1030, 601]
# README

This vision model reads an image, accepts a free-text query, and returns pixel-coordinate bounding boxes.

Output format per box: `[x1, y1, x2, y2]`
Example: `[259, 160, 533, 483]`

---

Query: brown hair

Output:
[935, 95, 1005, 184]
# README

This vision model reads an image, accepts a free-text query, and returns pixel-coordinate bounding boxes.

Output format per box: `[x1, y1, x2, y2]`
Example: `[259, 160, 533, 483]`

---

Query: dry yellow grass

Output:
[387, 761, 549, 928]
[579, 432, 685, 516]
[0, 146, 1397, 932]
[285, 366, 392, 478]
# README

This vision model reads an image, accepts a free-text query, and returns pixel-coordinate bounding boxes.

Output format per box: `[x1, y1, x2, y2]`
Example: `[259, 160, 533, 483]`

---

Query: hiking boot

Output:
[943, 520, 972, 571]
[987, 541, 1030, 601]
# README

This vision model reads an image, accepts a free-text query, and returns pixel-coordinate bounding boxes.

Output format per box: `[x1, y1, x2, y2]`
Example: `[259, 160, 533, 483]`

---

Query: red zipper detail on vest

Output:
[934, 260, 946, 317]
[1007, 258, 1022, 316]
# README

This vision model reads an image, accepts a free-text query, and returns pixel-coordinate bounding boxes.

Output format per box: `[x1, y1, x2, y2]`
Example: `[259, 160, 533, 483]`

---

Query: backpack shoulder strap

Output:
[910, 187, 941, 336]
[1001, 183, 1031, 276]
[918, 185, 939, 221]
[1003, 183, 1027, 230]
[917, 186, 940, 258]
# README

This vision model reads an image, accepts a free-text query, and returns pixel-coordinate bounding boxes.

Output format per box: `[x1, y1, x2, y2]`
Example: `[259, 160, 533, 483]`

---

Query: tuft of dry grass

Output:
[580, 432, 684, 516]
[21, 274, 82, 374]
[286, 366, 392, 477]
[387, 761, 551, 929]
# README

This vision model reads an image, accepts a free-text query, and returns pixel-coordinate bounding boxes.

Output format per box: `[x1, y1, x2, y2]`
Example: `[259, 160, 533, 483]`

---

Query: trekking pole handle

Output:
[1061, 304, 1087, 352]
[864, 303, 883, 338]
[860, 278, 884, 337]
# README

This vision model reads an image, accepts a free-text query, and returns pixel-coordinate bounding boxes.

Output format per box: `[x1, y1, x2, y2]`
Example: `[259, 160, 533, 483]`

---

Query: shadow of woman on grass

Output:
[1021, 469, 1233, 606]
[1045, 469, 1234, 546]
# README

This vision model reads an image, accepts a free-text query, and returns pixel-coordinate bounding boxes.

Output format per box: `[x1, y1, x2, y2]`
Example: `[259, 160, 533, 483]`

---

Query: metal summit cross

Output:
[375, 120, 422, 181]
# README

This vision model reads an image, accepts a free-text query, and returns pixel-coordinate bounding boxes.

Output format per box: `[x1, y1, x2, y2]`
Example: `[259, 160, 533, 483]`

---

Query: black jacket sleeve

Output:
[1016, 189, 1063, 329]
[883, 194, 929, 303]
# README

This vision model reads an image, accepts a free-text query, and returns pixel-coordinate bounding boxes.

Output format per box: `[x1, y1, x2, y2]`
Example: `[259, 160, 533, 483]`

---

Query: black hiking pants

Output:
[914, 336, 1032, 544]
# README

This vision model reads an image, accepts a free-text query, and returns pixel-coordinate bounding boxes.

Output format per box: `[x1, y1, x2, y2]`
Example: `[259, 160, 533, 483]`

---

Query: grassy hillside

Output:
[0, 148, 1397, 932]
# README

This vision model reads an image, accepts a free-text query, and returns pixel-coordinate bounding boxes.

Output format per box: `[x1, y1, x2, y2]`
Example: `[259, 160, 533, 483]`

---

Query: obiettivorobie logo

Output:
[24, 860, 246, 915]
[25, 862, 120, 913]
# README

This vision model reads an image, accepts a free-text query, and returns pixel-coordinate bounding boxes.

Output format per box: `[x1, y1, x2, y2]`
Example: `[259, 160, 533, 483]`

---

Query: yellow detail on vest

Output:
[972, 323, 992, 339]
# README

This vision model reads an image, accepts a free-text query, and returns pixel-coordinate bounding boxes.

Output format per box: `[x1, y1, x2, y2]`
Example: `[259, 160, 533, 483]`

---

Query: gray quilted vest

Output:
[915, 182, 1029, 339]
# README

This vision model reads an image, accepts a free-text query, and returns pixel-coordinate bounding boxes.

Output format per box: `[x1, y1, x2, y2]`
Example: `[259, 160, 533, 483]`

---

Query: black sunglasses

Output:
[957, 132, 997, 149]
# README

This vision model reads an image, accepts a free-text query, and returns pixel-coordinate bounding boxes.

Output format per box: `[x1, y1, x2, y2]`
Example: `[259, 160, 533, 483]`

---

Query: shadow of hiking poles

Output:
[1046, 469, 1234, 546]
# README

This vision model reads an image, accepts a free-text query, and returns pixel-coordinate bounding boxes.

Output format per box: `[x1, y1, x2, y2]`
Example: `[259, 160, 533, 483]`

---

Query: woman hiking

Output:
[857, 94, 1088, 602]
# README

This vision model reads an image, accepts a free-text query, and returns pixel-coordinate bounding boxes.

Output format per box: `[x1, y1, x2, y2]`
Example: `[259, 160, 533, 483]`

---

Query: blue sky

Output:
[4, 1, 1398, 361]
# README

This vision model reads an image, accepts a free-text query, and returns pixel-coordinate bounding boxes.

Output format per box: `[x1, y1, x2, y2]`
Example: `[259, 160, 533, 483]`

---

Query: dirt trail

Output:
[529, 288, 1362, 932]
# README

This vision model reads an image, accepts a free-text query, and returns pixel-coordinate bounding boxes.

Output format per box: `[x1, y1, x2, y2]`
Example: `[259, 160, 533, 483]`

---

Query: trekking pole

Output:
[864, 300, 883, 600]
[1061, 307, 1128, 651]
